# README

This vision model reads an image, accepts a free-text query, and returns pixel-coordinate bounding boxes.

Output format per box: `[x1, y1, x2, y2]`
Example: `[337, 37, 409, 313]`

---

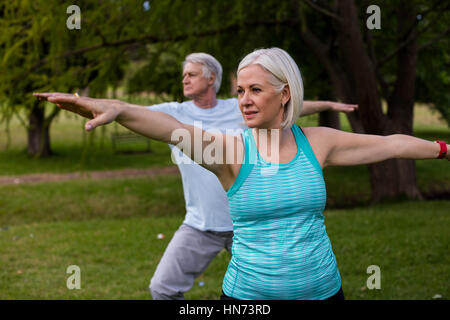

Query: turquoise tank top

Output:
[222, 124, 341, 300]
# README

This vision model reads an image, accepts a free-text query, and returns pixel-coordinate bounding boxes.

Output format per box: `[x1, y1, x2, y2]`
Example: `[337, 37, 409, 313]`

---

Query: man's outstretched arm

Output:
[301, 101, 358, 116]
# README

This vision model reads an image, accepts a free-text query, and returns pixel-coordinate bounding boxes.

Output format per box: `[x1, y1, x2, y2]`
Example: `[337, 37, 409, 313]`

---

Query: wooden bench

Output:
[111, 132, 151, 154]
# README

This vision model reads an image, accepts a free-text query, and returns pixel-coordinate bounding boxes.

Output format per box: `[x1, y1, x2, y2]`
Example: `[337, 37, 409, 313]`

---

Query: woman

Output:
[34, 48, 448, 300]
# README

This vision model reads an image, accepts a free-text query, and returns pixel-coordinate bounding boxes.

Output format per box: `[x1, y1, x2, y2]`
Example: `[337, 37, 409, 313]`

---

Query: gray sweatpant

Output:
[149, 223, 233, 300]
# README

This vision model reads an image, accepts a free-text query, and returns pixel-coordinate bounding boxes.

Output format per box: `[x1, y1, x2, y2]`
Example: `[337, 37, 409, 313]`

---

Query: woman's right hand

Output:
[33, 92, 122, 131]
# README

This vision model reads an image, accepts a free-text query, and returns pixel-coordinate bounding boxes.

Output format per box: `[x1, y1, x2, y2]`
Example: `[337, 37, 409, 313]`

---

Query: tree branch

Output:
[44, 105, 61, 127]
[378, 1, 450, 67]
[302, 0, 342, 21]
[30, 20, 299, 72]
[361, 1, 391, 100]
[418, 26, 450, 51]
[377, 29, 417, 67]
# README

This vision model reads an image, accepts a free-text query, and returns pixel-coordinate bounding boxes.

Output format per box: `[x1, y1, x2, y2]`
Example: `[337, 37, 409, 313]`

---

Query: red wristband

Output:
[434, 140, 447, 159]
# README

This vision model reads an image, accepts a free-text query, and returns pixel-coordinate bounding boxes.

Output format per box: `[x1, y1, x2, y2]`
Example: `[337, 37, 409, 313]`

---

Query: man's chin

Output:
[184, 91, 194, 99]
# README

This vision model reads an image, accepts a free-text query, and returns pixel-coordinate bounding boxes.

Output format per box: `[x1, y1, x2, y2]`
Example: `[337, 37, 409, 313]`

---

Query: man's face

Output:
[182, 62, 213, 98]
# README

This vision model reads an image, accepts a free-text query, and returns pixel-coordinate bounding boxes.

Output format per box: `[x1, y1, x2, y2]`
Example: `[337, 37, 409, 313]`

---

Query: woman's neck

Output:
[253, 127, 293, 163]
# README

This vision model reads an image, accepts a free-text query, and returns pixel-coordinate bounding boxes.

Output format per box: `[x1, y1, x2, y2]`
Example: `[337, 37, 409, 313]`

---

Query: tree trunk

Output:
[27, 100, 52, 157]
[369, 159, 422, 202]
[319, 110, 341, 129]
[336, 0, 422, 202]
[372, 0, 423, 201]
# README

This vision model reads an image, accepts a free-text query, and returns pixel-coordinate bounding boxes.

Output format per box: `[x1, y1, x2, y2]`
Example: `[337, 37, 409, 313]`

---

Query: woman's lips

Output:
[244, 110, 258, 119]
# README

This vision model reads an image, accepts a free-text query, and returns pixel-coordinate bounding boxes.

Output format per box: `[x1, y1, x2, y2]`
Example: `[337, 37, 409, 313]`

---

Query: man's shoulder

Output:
[219, 97, 238, 106]
[217, 98, 239, 112]
[148, 100, 185, 109]
[147, 100, 190, 116]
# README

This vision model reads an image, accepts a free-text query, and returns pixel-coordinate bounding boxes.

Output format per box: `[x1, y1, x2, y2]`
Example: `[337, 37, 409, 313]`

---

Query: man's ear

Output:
[208, 73, 216, 86]
[281, 85, 291, 107]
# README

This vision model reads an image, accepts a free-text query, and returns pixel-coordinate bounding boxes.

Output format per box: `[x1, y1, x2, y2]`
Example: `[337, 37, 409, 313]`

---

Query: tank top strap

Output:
[227, 129, 256, 197]
[292, 124, 323, 177]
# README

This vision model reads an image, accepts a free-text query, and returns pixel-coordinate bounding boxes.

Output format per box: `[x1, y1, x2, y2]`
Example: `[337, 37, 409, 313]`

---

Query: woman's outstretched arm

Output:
[33, 93, 243, 183]
[303, 126, 449, 168]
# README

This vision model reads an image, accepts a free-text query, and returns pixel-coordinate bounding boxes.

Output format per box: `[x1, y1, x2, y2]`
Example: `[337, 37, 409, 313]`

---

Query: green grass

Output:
[0, 97, 174, 175]
[326, 201, 449, 300]
[0, 175, 448, 299]
[0, 217, 183, 299]
[0, 142, 173, 176]
[0, 176, 185, 226]
[0, 114, 174, 176]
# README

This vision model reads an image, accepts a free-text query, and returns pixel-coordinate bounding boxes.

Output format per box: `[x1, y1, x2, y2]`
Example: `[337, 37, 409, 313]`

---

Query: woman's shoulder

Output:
[301, 126, 342, 154]
[302, 126, 340, 138]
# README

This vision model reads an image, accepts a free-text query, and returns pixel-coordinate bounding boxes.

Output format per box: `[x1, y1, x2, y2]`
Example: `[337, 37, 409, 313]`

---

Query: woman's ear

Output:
[281, 85, 291, 107]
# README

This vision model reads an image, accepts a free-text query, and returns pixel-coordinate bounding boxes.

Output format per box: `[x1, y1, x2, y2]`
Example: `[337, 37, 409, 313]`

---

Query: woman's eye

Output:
[252, 87, 261, 93]
[236, 89, 244, 95]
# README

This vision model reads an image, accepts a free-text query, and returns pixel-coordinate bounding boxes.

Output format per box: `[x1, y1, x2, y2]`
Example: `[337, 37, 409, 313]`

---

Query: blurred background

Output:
[0, 0, 448, 300]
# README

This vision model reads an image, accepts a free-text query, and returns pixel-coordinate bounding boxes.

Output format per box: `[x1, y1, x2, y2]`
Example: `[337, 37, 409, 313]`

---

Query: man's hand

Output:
[326, 101, 358, 113]
[300, 101, 358, 117]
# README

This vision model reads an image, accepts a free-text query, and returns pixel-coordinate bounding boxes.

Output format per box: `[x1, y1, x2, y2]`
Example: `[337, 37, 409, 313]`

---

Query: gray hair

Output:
[183, 53, 223, 93]
[237, 48, 304, 128]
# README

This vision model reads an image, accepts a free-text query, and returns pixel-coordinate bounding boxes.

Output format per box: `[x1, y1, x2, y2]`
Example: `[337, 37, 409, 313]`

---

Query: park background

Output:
[0, 0, 448, 299]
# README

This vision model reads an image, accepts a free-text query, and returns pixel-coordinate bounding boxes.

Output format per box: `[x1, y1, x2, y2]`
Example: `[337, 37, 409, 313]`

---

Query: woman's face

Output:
[237, 64, 290, 129]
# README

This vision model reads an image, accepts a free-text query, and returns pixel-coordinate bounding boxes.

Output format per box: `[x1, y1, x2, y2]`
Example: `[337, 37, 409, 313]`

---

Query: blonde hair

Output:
[237, 48, 304, 128]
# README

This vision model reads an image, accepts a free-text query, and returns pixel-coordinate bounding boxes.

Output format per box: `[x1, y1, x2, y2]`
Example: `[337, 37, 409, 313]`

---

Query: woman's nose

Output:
[240, 91, 251, 106]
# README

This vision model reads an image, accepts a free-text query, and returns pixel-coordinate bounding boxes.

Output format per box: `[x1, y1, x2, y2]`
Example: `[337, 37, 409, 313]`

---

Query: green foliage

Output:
[0, 0, 448, 155]
[0, 1, 152, 121]
[416, 50, 450, 126]
[124, 0, 330, 98]
[368, 0, 450, 126]
[123, 0, 449, 123]
[127, 47, 185, 101]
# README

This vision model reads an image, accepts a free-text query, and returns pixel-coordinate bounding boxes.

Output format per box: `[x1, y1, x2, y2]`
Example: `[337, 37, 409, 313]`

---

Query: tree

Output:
[126, 0, 449, 202]
[0, 0, 149, 157]
[1, 0, 447, 202]
[1, 1, 76, 156]
[292, 0, 449, 201]
[151, 0, 448, 202]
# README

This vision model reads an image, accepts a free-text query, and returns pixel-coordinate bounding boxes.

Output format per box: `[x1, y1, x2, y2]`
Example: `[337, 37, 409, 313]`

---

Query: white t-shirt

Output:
[149, 98, 246, 231]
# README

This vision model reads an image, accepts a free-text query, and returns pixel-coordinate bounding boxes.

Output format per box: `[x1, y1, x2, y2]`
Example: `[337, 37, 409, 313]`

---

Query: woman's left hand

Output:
[33, 92, 122, 131]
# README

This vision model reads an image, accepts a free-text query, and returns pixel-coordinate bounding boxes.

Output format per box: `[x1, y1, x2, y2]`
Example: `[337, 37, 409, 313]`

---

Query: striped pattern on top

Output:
[222, 124, 341, 300]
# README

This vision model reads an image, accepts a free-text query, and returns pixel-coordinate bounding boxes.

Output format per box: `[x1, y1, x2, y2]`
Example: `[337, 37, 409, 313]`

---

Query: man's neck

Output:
[191, 92, 218, 109]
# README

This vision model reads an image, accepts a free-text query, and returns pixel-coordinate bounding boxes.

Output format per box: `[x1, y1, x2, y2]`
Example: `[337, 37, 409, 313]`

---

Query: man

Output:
[148, 53, 357, 300]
